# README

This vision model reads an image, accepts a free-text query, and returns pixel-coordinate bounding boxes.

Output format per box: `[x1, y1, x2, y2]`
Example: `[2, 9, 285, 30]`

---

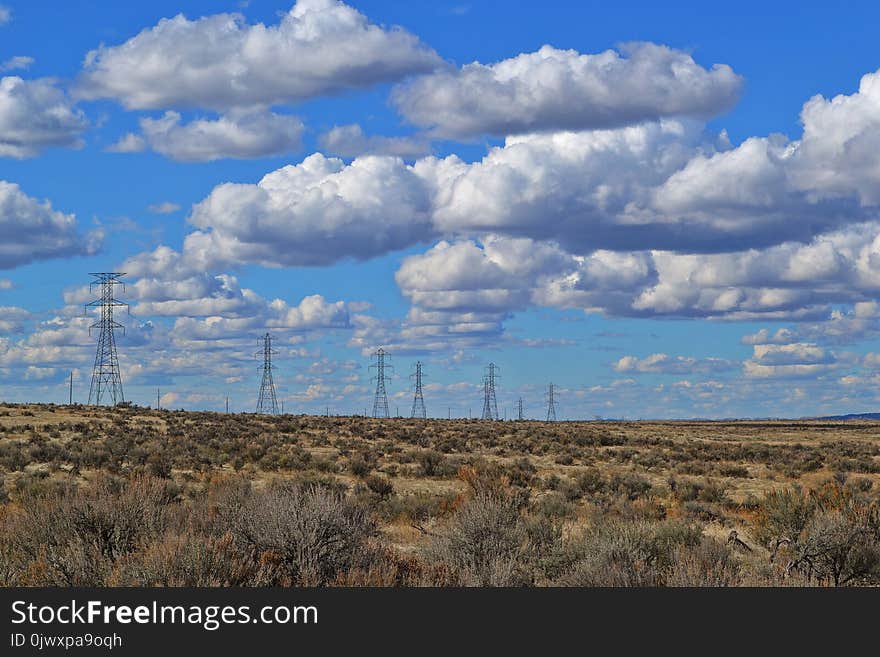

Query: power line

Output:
[256, 333, 278, 414]
[370, 348, 392, 418]
[410, 360, 427, 419]
[85, 272, 127, 406]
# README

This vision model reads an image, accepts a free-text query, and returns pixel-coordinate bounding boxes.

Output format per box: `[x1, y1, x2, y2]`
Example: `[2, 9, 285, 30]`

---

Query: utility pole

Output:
[517, 397, 524, 421]
[69, 371, 73, 405]
[255, 333, 278, 414]
[157, 388, 160, 411]
[226, 395, 229, 414]
[370, 348, 392, 418]
[85, 272, 128, 406]
[481, 363, 500, 420]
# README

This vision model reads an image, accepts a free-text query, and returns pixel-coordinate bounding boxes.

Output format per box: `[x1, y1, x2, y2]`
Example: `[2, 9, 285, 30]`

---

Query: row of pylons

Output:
[370, 353, 558, 421]
[76, 274, 560, 420]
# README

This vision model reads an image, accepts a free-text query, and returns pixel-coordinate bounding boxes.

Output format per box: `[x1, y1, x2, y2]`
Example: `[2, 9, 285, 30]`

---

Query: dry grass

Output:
[0, 402, 878, 586]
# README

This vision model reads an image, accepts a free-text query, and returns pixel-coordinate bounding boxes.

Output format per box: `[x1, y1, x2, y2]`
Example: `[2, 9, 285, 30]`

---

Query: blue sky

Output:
[3, 0, 880, 418]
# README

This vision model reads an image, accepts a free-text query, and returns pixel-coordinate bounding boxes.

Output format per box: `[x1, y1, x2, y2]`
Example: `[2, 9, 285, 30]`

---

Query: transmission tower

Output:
[85, 273, 128, 406]
[255, 333, 278, 414]
[481, 363, 500, 420]
[370, 348, 393, 418]
[546, 383, 558, 422]
[410, 361, 427, 419]
[517, 397, 524, 421]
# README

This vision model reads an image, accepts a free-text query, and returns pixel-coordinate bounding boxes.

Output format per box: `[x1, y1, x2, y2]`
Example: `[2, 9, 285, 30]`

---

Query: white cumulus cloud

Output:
[319, 123, 430, 158]
[613, 353, 736, 374]
[137, 110, 303, 161]
[0, 181, 101, 268]
[743, 343, 844, 378]
[0, 76, 88, 158]
[76, 0, 442, 110]
[106, 132, 145, 153]
[188, 153, 435, 267]
[392, 43, 742, 139]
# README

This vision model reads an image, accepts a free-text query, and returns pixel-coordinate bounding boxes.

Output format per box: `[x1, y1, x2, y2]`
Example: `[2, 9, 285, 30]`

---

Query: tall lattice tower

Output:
[410, 361, 427, 419]
[481, 363, 500, 420]
[546, 383, 558, 422]
[85, 273, 128, 406]
[370, 348, 393, 418]
[517, 397, 524, 421]
[256, 333, 278, 414]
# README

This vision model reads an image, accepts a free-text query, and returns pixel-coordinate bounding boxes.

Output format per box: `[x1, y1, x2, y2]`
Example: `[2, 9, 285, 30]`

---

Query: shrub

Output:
[752, 487, 815, 551]
[719, 465, 750, 478]
[505, 458, 538, 488]
[426, 471, 532, 586]
[553, 519, 702, 586]
[609, 472, 653, 500]
[792, 505, 880, 586]
[381, 491, 455, 524]
[147, 451, 173, 479]
[534, 491, 575, 519]
[416, 450, 444, 477]
[576, 468, 606, 497]
[348, 454, 372, 478]
[696, 479, 729, 504]
[753, 483, 880, 586]
[365, 474, 394, 498]
[2, 475, 176, 585]
[666, 538, 742, 586]
[222, 481, 376, 586]
[114, 532, 246, 586]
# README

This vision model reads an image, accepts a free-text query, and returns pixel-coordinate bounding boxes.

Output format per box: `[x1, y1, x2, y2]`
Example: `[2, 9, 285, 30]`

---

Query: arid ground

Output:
[1, 402, 878, 586]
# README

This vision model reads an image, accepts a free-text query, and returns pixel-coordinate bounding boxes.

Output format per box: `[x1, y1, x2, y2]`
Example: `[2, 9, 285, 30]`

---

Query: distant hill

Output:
[810, 412, 880, 421]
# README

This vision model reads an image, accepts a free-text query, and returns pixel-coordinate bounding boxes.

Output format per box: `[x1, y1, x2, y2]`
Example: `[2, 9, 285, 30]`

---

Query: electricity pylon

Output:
[517, 397, 524, 421]
[481, 362, 500, 420]
[256, 333, 278, 414]
[410, 360, 426, 419]
[370, 348, 392, 418]
[546, 383, 558, 422]
[85, 273, 127, 406]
